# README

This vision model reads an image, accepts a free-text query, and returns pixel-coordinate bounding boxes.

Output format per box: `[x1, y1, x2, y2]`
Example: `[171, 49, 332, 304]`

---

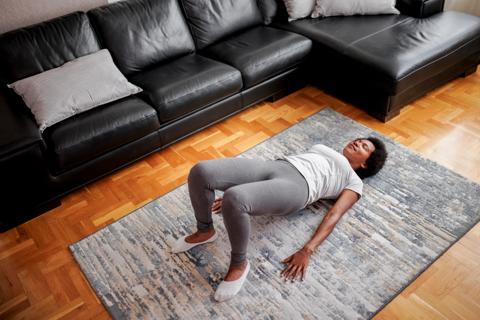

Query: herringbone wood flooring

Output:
[0, 68, 479, 319]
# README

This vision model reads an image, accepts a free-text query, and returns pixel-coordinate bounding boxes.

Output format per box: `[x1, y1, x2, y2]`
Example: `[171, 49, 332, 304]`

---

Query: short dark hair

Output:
[355, 137, 387, 179]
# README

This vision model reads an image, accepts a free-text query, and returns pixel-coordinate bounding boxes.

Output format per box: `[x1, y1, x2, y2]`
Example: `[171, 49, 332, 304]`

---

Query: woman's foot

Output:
[185, 228, 216, 243]
[170, 228, 217, 253]
[224, 260, 249, 281]
[214, 260, 250, 302]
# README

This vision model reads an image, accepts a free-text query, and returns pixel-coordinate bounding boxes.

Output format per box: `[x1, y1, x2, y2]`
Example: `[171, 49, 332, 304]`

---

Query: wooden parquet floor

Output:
[0, 68, 479, 319]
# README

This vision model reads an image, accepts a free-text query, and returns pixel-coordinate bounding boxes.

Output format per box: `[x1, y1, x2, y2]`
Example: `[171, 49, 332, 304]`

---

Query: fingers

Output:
[281, 255, 293, 264]
[211, 198, 223, 214]
[280, 263, 308, 282]
[281, 264, 300, 282]
[280, 264, 294, 279]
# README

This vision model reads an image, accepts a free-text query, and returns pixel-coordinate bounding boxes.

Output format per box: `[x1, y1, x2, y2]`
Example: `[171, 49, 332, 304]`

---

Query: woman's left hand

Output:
[280, 247, 313, 282]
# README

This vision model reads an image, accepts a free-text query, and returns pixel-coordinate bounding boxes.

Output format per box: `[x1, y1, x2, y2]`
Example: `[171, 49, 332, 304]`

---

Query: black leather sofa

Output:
[269, 0, 480, 121]
[0, 0, 479, 231]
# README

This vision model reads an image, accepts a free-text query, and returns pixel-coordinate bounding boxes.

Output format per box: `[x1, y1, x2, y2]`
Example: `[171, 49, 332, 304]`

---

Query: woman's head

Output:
[343, 137, 387, 179]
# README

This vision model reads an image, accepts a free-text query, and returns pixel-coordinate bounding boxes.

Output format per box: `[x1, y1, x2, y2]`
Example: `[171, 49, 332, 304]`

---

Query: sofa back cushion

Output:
[181, 0, 263, 49]
[257, 0, 289, 24]
[0, 12, 100, 85]
[89, 0, 195, 75]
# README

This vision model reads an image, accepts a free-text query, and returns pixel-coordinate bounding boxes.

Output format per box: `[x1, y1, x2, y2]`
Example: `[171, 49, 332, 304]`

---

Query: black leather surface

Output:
[89, 0, 195, 75]
[256, 0, 288, 24]
[241, 67, 307, 106]
[44, 96, 161, 174]
[181, 0, 263, 50]
[0, 12, 100, 85]
[130, 54, 243, 123]
[276, 11, 480, 94]
[0, 89, 42, 158]
[348, 11, 480, 93]
[202, 26, 311, 88]
[1, 143, 55, 231]
[159, 94, 243, 146]
[397, 0, 445, 17]
[50, 130, 161, 194]
[273, 14, 411, 55]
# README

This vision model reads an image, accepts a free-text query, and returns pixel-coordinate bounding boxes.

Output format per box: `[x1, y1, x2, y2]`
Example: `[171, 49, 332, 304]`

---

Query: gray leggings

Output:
[187, 158, 309, 265]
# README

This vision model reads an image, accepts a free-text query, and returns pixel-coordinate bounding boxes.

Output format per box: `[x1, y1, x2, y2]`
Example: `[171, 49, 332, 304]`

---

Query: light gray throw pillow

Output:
[282, 0, 316, 21]
[7, 49, 142, 132]
[311, 0, 400, 18]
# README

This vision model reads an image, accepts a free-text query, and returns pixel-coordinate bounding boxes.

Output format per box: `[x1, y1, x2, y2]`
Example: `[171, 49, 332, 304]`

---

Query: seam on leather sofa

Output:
[177, 1, 201, 49]
[349, 17, 414, 46]
[158, 70, 242, 108]
[242, 41, 311, 79]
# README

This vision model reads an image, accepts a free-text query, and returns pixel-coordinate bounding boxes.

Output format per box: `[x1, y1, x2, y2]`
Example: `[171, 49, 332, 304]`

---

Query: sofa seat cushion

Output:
[202, 26, 312, 88]
[130, 54, 242, 123]
[44, 96, 160, 174]
[275, 11, 480, 94]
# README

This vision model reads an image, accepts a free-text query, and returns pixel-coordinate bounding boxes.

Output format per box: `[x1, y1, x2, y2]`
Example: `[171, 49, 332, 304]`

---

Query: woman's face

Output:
[343, 139, 375, 169]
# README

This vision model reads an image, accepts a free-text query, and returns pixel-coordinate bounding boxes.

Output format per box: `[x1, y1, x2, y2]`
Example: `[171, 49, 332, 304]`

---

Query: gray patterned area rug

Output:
[70, 108, 480, 319]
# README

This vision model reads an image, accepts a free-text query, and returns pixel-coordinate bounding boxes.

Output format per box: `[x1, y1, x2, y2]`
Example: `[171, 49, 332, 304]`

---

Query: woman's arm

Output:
[280, 189, 359, 281]
[303, 189, 359, 253]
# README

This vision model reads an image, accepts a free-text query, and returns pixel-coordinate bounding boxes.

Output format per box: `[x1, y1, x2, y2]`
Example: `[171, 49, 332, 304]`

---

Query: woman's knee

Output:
[222, 188, 249, 215]
[188, 161, 213, 184]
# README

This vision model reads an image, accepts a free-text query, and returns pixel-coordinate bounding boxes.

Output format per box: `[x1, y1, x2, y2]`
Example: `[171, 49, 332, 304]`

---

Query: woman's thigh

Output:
[190, 157, 276, 191]
[223, 178, 308, 217]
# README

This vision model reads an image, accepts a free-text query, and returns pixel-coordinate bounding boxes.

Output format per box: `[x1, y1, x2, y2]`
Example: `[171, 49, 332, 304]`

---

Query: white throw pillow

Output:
[7, 49, 142, 132]
[283, 0, 316, 21]
[311, 0, 400, 18]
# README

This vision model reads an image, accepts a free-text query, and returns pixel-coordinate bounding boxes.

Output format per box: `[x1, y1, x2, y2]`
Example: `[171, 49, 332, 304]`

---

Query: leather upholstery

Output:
[202, 26, 312, 88]
[0, 12, 100, 85]
[50, 130, 162, 194]
[130, 54, 243, 123]
[256, 0, 288, 24]
[275, 12, 480, 94]
[181, 0, 263, 50]
[89, 0, 195, 75]
[0, 89, 42, 158]
[43, 96, 160, 174]
[1, 143, 55, 231]
[273, 15, 411, 54]
[397, 0, 445, 17]
[241, 67, 307, 106]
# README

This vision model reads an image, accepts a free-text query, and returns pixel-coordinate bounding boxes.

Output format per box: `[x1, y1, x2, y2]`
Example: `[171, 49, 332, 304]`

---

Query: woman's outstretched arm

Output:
[280, 189, 360, 282]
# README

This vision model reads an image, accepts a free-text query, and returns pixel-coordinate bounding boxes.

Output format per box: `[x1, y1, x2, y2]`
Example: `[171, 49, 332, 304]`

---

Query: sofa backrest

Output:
[256, 0, 289, 24]
[88, 0, 195, 76]
[0, 12, 100, 86]
[181, 0, 264, 50]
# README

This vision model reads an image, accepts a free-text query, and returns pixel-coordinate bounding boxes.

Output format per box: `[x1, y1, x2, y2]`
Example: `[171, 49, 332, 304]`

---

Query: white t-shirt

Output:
[282, 144, 363, 205]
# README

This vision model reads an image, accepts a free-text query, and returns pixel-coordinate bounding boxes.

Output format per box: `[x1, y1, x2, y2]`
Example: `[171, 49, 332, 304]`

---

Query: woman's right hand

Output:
[212, 197, 223, 214]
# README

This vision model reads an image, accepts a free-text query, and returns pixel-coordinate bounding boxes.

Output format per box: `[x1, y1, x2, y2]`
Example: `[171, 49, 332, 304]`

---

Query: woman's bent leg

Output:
[222, 175, 308, 266]
[187, 158, 275, 232]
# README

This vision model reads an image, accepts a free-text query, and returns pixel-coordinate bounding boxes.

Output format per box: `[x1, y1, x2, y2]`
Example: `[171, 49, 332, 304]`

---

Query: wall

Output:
[445, 0, 480, 16]
[0, 0, 107, 34]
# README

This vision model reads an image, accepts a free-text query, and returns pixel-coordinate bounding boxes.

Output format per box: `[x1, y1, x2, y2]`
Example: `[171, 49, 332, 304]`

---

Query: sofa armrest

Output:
[396, 0, 445, 18]
[0, 88, 43, 158]
[0, 88, 57, 230]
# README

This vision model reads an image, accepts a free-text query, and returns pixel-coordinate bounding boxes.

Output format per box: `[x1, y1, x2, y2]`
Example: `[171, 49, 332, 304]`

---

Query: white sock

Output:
[170, 231, 218, 253]
[214, 260, 250, 302]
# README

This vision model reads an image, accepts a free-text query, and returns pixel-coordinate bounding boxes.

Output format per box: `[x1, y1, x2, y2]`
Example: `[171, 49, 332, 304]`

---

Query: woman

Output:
[170, 137, 387, 301]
